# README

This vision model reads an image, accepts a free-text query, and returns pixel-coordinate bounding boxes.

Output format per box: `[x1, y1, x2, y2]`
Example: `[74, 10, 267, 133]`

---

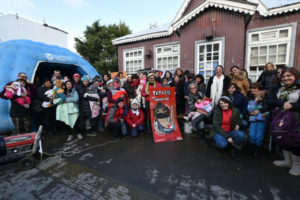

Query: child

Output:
[5, 80, 31, 108]
[105, 97, 126, 139]
[247, 84, 269, 158]
[184, 98, 212, 131]
[85, 81, 100, 119]
[125, 98, 145, 137]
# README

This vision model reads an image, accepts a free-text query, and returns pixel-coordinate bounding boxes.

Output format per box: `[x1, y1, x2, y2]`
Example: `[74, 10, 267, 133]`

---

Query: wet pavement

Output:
[0, 130, 299, 200]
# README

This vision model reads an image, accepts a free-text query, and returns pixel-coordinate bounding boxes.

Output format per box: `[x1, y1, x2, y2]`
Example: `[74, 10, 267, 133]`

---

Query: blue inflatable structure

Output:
[0, 40, 100, 133]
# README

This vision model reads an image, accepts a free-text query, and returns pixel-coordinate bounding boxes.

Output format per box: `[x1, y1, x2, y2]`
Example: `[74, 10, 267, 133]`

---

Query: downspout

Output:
[244, 14, 253, 70]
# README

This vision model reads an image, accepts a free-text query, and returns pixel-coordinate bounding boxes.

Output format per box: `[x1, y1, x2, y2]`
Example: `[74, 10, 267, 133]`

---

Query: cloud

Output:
[0, 0, 36, 12]
[63, 0, 90, 8]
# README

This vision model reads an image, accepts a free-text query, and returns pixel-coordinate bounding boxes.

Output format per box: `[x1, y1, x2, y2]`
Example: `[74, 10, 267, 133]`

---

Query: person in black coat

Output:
[195, 74, 206, 95]
[77, 75, 99, 135]
[205, 65, 231, 108]
[170, 75, 185, 115]
[257, 62, 277, 91]
[36, 78, 57, 135]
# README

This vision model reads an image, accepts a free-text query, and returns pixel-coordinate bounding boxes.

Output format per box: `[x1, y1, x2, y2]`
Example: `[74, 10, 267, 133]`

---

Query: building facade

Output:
[0, 14, 68, 49]
[113, 0, 300, 81]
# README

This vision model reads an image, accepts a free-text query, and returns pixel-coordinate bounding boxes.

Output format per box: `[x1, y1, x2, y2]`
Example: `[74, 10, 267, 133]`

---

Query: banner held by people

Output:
[149, 87, 183, 143]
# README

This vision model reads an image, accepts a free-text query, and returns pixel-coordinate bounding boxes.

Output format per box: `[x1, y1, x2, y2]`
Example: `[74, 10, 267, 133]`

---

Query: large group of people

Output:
[1, 62, 300, 176]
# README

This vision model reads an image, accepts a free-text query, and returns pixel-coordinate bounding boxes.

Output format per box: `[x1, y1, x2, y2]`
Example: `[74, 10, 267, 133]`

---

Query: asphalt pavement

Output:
[0, 129, 299, 200]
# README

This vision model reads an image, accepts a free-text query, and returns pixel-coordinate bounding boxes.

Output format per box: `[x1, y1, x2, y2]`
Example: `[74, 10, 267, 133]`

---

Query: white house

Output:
[0, 13, 68, 48]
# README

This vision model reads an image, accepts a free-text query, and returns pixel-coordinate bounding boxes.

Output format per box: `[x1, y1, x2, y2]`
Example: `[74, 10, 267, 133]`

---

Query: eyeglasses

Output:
[21, 76, 28, 79]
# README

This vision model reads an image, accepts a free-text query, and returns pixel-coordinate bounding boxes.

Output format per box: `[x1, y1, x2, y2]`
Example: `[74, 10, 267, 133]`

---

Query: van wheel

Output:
[18, 156, 35, 170]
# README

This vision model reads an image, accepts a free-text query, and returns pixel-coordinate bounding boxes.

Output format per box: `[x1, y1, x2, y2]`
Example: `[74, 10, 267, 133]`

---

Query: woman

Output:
[77, 75, 99, 136]
[195, 74, 206, 95]
[164, 71, 173, 84]
[268, 68, 300, 176]
[174, 68, 185, 83]
[54, 81, 81, 141]
[141, 73, 161, 132]
[229, 66, 250, 96]
[170, 75, 185, 115]
[206, 65, 231, 107]
[36, 78, 57, 135]
[223, 83, 248, 122]
[186, 83, 204, 113]
[268, 66, 288, 100]
[123, 75, 136, 100]
[72, 73, 81, 89]
[257, 62, 277, 93]
[210, 96, 245, 161]
[247, 82, 269, 158]
[102, 73, 111, 87]
[8, 78, 31, 135]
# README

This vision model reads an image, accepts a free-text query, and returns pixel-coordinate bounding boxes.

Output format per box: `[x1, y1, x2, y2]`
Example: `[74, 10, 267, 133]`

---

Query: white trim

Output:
[154, 42, 181, 70]
[173, 0, 256, 31]
[123, 47, 145, 74]
[172, 0, 192, 24]
[113, 31, 169, 45]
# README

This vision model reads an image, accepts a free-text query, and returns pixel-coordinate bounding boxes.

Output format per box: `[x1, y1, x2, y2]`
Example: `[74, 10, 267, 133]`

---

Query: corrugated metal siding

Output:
[180, 8, 247, 74]
[248, 11, 300, 71]
[118, 34, 180, 71]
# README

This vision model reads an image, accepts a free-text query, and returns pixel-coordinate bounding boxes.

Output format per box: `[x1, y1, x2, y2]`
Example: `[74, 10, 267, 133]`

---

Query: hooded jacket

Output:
[229, 71, 250, 96]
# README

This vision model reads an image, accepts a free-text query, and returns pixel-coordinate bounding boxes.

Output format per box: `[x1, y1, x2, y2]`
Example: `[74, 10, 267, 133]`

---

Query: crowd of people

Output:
[1, 62, 300, 176]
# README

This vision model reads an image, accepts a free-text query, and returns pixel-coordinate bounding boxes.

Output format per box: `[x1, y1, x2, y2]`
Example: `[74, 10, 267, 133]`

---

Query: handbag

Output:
[271, 109, 300, 147]
[121, 120, 128, 136]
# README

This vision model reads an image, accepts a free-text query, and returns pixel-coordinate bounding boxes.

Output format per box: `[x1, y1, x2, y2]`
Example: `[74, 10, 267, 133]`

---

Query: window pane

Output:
[278, 44, 287, 54]
[251, 34, 259, 42]
[157, 48, 162, 54]
[278, 55, 286, 63]
[261, 31, 276, 40]
[213, 53, 219, 61]
[207, 44, 212, 52]
[260, 46, 267, 54]
[163, 57, 167, 65]
[164, 47, 172, 52]
[250, 56, 258, 65]
[173, 56, 178, 65]
[199, 45, 205, 53]
[173, 45, 178, 52]
[134, 51, 138, 57]
[138, 51, 142, 56]
[213, 43, 219, 51]
[259, 56, 267, 64]
[168, 57, 173, 65]
[158, 58, 162, 65]
[279, 29, 288, 38]
[269, 55, 276, 63]
[130, 52, 133, 57]
[207, 53, 212, 61]
[199, 54, 204, 62]
[251, 47, 258, 56]
[126, 53, 129, 58]
[269, 45, 277, 54]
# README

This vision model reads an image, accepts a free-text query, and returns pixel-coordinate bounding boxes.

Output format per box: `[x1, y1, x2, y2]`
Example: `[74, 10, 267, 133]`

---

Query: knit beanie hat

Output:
[131, 98, 140, 107]
[218, 96, 232, 104]
[73, 73, 81, 79]
[81, 75, 90, 82]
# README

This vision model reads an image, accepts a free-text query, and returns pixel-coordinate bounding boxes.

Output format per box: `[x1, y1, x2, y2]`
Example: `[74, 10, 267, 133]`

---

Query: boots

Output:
[273, 150, 292, 168]
[289, 153, 300, 176]
[230, 146, 240, 162]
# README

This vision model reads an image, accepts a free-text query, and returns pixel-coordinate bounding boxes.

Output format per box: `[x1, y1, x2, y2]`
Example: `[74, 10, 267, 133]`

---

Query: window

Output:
[123, 48, 144, 74]
[155, 44, 180, 70]
[247, 26, 292, 81]
[195, 40, 223, 82]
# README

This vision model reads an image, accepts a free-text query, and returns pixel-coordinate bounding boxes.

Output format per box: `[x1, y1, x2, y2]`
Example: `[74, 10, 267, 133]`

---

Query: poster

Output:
[149, 87, 183, 143]
[111, 71, 127, 79]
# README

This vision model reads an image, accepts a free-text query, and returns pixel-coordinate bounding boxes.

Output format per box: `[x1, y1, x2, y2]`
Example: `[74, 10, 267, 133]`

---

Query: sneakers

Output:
[77, 133, 83, 140]
[87, 132, 97, 137]
[66, 135, 73, 142]
[289, 153, 300, 176]
[273, 150, 292, 168]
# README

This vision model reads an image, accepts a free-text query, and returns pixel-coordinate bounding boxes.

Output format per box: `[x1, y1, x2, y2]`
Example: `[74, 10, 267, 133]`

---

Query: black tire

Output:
[18, 156, 35, 170]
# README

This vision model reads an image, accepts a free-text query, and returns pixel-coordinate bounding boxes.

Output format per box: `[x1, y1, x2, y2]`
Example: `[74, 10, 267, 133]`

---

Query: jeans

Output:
[131, 125, 144, 137]
[213, 131, 245, 149]
[192, 112, 212, 131]
[249, 121, 267, 146]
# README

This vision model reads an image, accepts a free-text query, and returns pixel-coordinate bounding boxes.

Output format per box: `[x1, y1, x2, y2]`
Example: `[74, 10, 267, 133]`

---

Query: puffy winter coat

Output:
[229, 71, 250, 96]
[77, 83, 98, 118]
[257, 70, 277, 91]
[125, 108, 145, 128]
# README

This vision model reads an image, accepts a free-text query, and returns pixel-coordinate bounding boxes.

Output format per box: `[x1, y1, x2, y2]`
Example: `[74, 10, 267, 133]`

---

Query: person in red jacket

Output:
[105, 97, 126, 139]
[141, 73, 161, 132]
[125, 98, 145, 137]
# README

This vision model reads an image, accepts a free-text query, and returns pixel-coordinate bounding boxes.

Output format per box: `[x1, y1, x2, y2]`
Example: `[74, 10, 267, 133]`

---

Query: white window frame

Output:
[154, 42, 180, 71]
[246, 23, 297, 82]
[123, 47, 144, 74]
[195, 37, 225, 82]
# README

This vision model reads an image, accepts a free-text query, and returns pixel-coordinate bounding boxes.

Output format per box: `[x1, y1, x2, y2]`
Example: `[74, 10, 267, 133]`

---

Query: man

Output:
[0, 72, 36, 100]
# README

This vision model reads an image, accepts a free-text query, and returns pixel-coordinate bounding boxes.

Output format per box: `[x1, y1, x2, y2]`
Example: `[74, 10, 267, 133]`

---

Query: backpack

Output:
[270, 109, 300, 147]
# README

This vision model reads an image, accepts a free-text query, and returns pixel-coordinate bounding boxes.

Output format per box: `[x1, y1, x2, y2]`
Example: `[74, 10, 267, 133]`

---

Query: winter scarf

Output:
[211, 75, 224, 107]
[279, 85, 298, 101]
[145, 82, 156, 94]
